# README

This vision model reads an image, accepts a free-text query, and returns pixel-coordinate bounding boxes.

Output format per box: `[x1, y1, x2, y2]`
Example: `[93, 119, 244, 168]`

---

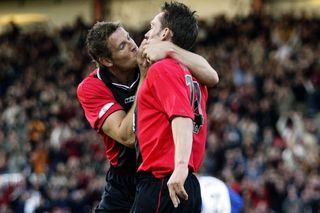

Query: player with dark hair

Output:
[77, 18, 218, 212]
[78, 22, 143, 212]
[132, 2, 209, 213]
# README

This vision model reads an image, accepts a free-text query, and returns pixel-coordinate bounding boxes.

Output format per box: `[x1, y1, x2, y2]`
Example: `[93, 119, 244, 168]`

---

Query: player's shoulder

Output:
[149, 58, 185, 77]
[77, 69, 108, 96]
[151, 58, 178, 69]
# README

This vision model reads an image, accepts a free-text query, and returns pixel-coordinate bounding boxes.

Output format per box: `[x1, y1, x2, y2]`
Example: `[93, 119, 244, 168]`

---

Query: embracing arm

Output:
[143, 40, 219, 87]
[101, 105, 135, 148]
[101, 75, 145, 148]
[101, 40, 149, 148]
[168, 44, 219, 87]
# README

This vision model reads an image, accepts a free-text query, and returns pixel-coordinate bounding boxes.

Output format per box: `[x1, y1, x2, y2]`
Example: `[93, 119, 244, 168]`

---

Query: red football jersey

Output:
[77, 68, 136, 169]
[135, 58, 208, 179]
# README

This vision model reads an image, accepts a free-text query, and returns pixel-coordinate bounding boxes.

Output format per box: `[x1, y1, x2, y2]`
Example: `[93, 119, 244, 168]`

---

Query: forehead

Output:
[107, 27, 127, 48]
[151, 12, 164, 26]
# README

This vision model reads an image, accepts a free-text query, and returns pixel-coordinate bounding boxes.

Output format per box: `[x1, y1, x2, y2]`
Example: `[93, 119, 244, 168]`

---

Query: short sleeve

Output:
[77, 78, 123, 132]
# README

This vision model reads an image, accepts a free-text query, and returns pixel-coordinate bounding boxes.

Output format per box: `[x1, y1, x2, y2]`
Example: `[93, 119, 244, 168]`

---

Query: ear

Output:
[161, 28, 173, 41]
[100, 57, 113, 67]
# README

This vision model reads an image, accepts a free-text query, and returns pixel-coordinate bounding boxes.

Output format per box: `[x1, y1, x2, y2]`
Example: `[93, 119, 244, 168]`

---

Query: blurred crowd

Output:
[0, 12, 319, 213]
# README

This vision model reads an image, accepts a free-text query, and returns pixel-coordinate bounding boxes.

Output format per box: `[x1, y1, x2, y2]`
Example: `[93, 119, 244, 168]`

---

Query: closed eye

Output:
[119, 42, 125, 50]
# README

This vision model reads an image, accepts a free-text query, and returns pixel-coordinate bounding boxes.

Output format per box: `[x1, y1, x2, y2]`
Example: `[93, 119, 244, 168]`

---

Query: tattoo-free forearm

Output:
[101, 76, 145, 148]
[171, 117, 193, 168]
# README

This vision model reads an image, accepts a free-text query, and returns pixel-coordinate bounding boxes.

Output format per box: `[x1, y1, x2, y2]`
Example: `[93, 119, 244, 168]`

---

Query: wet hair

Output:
[160, 1, 198, 50]
[86, 21, 121, 63]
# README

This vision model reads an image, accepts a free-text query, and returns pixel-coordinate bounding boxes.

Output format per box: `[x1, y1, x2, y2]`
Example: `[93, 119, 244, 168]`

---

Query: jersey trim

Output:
[97, 67, 140, 91]
[98, 102, 115, 119]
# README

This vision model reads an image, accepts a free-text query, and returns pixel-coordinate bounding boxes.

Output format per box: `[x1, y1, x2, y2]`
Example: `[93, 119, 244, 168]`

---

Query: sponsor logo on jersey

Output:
[124, 95, 135, 104]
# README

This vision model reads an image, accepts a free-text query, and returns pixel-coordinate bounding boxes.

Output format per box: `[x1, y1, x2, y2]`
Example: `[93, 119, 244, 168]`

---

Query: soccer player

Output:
[77, 21, 218, 212]
[132, 2, 209, 212]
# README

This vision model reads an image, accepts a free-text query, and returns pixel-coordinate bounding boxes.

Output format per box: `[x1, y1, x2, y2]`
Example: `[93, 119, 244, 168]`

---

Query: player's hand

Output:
[137, 39, 150, 78]
[142, 39, 173, 63]
[167, 165, 189, 208]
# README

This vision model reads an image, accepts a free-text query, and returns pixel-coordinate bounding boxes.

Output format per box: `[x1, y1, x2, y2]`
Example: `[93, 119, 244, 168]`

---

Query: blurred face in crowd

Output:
[104, 27, 138, 71]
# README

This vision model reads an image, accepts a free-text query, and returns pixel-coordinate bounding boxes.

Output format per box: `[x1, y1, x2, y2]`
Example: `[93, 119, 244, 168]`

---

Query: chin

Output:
[130, 61, 138, 68]
[124, 63, 137, 71]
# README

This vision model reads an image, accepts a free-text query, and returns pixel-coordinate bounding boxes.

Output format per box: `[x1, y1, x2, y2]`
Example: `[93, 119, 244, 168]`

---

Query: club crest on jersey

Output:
[124, 95, 135, 104]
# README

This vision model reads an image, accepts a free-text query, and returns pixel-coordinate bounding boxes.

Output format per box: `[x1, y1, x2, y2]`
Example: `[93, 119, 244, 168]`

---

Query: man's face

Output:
[145, 12, 165, 42]
[107, 27, 138, 71]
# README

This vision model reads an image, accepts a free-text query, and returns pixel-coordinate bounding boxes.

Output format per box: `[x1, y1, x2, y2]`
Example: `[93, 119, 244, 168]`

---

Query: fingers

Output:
[138, 39, 147, 56]
[142, 49, 152, 65]
[140, 39, 155, 63]
[144, 58, 150, 68]
[146, 57, 151, 64]
[168, 184, 179, 208]
[137, 39, 152, 69]
[168, 182, 189, 208]
[139, 39, 153, 65]
[174, 184, 188, 201]
[139, 38, 148, 47]
[142, 46, 155, 64]
[141, 45, 149, 60]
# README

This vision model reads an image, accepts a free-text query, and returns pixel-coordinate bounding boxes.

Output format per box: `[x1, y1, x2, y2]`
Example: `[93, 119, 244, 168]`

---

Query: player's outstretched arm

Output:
[142, 40, 219, 87]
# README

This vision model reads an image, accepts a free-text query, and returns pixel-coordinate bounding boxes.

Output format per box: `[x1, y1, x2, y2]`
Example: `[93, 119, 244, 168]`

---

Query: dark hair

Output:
[160, 1, 198, 50]
[86, 21, 121, 63]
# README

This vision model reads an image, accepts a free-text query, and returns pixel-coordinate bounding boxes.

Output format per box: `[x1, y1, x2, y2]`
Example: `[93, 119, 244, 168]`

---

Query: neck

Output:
[108, 67, 136, 86]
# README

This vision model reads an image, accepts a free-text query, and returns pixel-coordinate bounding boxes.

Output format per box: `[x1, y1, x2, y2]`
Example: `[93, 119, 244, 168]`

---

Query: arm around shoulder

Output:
[101, 74, 146, 148]
[142, 40, 219, 87]
[168, 44, 219, 87]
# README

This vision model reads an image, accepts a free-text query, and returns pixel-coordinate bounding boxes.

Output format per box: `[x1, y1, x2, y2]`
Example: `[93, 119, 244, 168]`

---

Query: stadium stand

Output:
[0, 12, 319, 212]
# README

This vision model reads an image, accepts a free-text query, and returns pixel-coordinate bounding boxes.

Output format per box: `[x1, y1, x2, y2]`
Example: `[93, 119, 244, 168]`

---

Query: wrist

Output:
[168, 48, 176, 57]
[175, 160, 188, 169]
[166, 43, 176, 58]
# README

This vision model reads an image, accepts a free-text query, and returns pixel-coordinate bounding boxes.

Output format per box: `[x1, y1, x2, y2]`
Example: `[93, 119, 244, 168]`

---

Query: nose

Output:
[144, 31, 150, 40]
[129, 40, 137, 52]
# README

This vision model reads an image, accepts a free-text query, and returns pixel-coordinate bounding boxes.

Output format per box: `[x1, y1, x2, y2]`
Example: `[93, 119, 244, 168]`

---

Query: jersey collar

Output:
[97, 66, 140, 91]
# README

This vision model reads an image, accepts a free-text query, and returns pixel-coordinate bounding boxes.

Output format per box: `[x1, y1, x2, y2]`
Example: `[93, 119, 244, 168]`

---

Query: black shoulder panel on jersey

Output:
[99, 66, 139, 112]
